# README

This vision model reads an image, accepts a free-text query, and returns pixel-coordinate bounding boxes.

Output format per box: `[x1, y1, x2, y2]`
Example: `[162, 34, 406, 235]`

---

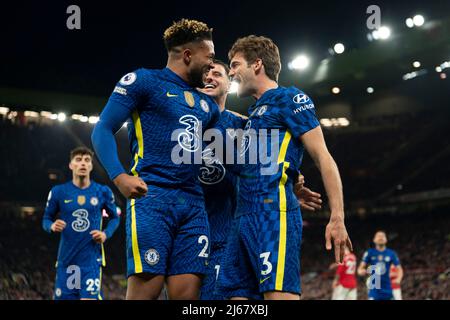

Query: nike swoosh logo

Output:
[260, 276, 271, 284]
[166, 92, 178, 97]
[64, 200, 73, 203]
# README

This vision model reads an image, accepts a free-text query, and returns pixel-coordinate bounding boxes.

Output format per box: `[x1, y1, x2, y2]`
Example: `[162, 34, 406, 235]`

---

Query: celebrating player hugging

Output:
[88, 18, 349, 300]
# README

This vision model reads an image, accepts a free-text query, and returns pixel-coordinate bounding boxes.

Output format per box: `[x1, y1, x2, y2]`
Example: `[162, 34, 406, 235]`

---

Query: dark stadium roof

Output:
[1, 0, 450, 113]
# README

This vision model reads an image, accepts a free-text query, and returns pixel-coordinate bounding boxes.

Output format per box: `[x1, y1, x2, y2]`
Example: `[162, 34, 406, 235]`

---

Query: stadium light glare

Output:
[413, 61, 421, 68]
[88, 116, 99, 124]
[228, 81, 239, 94]
[80, 116, 88, 123]
[57, 113, 66, 122]
[24, 111, 39, 118]
[435, 66, 442, 72]
[377, 26, 391, 40]
[441, 73, 447, 80]
[333, 43, 345, 54]
[405, 18, 414, 28]
[331, 87, 340, 94]
[0, 107, 10, 115]
[288, 55, 310, 70]
[413, 15, 425, 27]
[367, 87, 374, 94]
[50, 114, 58, 120]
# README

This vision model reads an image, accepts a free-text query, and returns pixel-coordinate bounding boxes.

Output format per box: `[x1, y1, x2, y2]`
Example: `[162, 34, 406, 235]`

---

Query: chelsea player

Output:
[42, 147, 120, 300]
[91, 19, 220, 300]
[198, 60, 323, 300]
[216, 35, 352, 300]
[357, 230, 403, 300]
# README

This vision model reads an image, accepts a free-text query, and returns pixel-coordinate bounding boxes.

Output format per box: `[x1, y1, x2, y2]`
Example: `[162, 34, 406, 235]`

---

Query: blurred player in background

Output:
[330, 246, 357, 300]
[198, 60, 323, 299]
[357, 230, 403, 300]
[42, 147, 120, 300]
[216, 35, 352, 300]
[91, 19, 220, 299]
[390, 264, 403, 300]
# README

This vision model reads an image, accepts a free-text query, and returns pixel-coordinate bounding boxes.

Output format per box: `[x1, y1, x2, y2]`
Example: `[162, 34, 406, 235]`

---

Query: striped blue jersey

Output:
[42, 181, 120, 268]
[236, 86, 320, 215]
[107, 68, 221, 205]
[200, 109, 247, 245]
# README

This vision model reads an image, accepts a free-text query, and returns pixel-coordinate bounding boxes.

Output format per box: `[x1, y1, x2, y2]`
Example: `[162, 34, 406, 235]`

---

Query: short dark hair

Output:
[228, 35, 281, 82]
[70, 147, 94, 160]
[163, 19, 213, 52]
[213, 58, 230, 75]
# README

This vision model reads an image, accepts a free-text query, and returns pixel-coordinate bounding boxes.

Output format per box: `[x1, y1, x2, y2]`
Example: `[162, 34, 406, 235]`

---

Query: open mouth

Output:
[203, 83, 216, 89]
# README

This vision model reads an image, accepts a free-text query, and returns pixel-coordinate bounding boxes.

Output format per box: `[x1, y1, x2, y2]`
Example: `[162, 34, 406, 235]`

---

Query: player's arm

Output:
[357, 261, 367, 276]
[278, 90, 351, 263]
[91, 71, 148, 199]
[357, 251, 370, 276]
[392, 253, 403, 283]
[91, 187, 121, 244]
[394, 265, 404, 284]
[42, 187, 66, 233]
[301, 126, 352, 263]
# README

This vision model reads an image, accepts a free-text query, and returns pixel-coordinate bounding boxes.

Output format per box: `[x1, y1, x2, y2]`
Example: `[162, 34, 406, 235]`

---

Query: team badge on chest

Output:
[200, 99, 209, 113]
[77, 195, 86, 205]
[90, 197, 99, 206]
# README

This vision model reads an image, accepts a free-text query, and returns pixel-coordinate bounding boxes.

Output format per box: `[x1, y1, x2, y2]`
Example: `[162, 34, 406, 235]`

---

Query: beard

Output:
[188, 64, 209, 88]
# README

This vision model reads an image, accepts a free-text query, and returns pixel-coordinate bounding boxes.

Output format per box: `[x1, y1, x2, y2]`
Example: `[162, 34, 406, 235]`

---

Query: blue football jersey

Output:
[200, 109, 247, 245]
[108, 68, 221, 205]
[236, 86, 320, 215]
[362, 247, 400, 298]
[42, 181, 120, 268]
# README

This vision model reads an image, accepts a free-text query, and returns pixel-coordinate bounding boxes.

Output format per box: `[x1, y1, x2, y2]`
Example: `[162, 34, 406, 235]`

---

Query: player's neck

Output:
[252, 78, 278, 100]
[216, 95, 227, 112]
[73, 176, 91, 189]
[376, 245, 386, 251]
[166, 61, 190, 85]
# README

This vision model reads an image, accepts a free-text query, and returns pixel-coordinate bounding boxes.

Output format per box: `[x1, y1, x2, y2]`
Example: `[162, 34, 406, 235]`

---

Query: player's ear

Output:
[183, 48, 192, 65]
[253, 58, 263, 74]
[68, 161, 74, 171]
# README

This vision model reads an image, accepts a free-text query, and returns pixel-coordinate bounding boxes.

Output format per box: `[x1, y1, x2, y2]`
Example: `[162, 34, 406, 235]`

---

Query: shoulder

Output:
[93, 181, 113, 194]
[273, 86, 316, 113]
[116, 68, 160, 88]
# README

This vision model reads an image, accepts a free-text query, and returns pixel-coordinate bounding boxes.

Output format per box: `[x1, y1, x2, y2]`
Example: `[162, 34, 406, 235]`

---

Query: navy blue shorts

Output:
[200, 244, 226, 300]
[54, 264, 103, 300]
[126, 198, 210, 277]
[216, 208, 303, 299]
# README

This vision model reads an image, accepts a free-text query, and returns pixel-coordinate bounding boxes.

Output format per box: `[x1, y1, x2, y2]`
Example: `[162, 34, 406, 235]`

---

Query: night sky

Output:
[1, 0, 449, 98]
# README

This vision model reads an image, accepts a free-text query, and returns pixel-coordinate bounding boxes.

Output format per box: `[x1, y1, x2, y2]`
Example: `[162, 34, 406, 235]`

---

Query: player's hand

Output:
[325, 216, 353, 264]
[295, 174, 305, 189]
[90, 230, 107, 244]
[392, 277, 401, 285]
[297, 187, 322, 211]
[113, 173, 148, 199]
[51, 219, 66, 233]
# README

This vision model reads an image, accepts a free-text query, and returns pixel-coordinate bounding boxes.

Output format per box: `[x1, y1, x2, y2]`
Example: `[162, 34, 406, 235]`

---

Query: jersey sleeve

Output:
[42, 186, 59, 233]
[108, 69, 149, 111]
[101, 186, 120, 239]
[278, 89, 320, 140]
[91, 69, 151, 180]
[392, 251, 400, 266]
[362, 250, 370, 264]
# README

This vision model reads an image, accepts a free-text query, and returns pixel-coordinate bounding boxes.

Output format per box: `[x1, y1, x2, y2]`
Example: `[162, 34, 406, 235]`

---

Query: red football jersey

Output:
[336, 253, 357, 288]
[390, 265, 401, 289]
